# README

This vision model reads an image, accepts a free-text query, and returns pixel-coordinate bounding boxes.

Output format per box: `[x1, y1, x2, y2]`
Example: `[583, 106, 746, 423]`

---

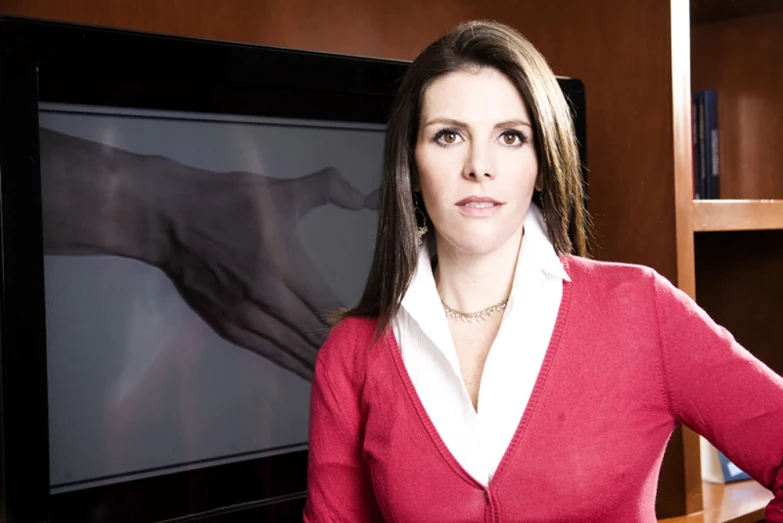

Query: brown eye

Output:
[433, 129, 462, 146]
[501, 130, 528, 146]
[502, 131, 523, 145]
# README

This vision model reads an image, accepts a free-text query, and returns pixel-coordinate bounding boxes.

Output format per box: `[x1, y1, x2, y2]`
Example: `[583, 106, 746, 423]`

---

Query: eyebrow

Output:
[421, 117, 533, 130]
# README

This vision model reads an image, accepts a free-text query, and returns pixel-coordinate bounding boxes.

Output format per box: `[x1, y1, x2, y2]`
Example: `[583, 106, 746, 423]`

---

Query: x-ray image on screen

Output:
[38, 104, 384, 493]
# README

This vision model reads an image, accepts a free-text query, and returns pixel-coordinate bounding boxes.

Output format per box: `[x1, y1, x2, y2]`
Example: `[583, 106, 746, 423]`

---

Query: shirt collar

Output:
[401, 204, 569, 319]
[520, 204, 570, 284]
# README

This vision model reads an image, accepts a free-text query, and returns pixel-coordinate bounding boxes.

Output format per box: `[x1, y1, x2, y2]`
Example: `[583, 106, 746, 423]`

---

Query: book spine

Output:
[692, 92, 701, 200]
[704, 89, 720, 199]
[696, 91, 708, 199]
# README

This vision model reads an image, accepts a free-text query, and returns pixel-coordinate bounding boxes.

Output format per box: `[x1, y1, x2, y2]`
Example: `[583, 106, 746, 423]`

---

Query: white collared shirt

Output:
[392, 205, 569, 486]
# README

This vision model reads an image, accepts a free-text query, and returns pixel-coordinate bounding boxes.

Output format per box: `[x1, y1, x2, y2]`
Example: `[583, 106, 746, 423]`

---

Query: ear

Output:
[411, 167, 421, 192]
[534, 173, 543, 193]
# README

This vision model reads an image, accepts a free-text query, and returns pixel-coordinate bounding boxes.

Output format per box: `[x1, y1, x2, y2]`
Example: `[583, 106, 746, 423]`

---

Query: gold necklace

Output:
[441, 297, 509, 323]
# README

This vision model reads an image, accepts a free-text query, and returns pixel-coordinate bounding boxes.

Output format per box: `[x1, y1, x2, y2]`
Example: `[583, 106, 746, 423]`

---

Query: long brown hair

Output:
[336, 20, 590, 339]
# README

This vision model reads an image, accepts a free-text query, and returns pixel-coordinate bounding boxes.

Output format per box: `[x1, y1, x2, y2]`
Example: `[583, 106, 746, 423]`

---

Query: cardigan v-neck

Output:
[392, 205, 568, 486]
[304, 257, 783, 523]
[388, 272, 570, 494]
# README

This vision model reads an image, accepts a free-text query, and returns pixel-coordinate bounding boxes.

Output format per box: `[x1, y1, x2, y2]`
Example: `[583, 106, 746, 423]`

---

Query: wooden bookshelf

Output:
[671, 2, 783, 521]
[658, 481, 772, 523]
[692, 199, 783, 231]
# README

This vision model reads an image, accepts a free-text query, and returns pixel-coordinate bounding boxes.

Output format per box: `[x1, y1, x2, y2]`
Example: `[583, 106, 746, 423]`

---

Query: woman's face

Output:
[415, 67, 540, 256]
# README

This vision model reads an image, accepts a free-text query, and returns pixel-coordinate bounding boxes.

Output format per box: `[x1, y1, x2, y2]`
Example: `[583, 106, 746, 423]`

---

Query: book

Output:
[701, 436, 751, 484]
[703, 89, 720, 199]
[692, 92, 702, 200]
[692, 89, 720, 199]
[696, 91, 708, 199]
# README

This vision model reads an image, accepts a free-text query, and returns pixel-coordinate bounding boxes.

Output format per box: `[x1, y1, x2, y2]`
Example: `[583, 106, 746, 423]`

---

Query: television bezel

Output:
[0, 15, 586, 523]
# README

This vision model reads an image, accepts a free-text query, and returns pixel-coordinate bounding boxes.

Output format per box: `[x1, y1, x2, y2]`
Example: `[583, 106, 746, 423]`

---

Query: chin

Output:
[438, 229, 517, 256]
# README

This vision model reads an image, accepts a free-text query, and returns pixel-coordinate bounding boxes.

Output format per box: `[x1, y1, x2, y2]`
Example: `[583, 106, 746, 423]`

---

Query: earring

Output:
[414, 201, 428, 245]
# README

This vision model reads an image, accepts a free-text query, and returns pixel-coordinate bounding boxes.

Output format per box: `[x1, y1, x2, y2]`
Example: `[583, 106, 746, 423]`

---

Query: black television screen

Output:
[0, 16, 586, 523]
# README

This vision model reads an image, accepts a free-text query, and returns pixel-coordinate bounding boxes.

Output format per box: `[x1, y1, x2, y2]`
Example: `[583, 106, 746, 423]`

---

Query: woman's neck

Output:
[433, 228, 524, 313]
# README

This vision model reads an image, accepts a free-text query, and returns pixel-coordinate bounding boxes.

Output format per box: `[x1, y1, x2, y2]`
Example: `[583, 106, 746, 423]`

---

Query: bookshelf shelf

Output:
[692, 200, 783, 232]
[658, 480, 772, 523]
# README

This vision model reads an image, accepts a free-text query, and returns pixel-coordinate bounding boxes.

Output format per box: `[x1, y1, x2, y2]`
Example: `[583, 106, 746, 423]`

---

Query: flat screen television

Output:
[0, 16, 587, 523]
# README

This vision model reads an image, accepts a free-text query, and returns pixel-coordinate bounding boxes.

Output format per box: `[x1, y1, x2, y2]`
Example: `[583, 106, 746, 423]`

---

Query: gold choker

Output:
[441, 298, 509, 323]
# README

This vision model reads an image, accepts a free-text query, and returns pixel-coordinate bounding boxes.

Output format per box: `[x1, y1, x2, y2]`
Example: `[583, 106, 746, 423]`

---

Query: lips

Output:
[455, 196, 504, 217]
[456, 196, 503, 207]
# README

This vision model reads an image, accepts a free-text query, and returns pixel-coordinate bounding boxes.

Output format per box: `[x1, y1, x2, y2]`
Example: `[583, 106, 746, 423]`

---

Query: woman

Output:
[304, 20, 783, 522]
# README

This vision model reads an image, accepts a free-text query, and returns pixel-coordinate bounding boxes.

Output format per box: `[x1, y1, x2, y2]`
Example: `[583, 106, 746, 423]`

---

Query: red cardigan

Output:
[304, 257, 783, 522]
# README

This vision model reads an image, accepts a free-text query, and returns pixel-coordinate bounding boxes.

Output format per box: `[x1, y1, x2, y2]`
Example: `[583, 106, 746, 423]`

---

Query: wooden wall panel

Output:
[692, 11, 783, 200]
[691, 0, 783, 24]
[2, 0, 478, 59]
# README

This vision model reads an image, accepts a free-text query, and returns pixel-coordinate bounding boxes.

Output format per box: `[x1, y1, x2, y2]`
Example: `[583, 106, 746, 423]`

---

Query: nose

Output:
[462, 141, 495, 181]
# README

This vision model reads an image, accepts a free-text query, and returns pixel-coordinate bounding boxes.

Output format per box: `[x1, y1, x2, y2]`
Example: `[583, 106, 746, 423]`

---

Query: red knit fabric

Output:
[304, 257, 783, 522]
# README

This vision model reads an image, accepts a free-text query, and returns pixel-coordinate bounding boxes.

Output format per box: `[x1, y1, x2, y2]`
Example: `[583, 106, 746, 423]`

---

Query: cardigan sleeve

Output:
[652, 271, 783, 522]
[303, 322, 383, 522]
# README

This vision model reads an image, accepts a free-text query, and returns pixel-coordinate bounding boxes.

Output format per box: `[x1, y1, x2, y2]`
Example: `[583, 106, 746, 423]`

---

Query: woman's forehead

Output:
[419, 68, 530, 124]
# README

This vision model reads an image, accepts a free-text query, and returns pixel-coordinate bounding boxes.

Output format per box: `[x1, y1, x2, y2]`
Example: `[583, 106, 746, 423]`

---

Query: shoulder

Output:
[324, 315, 380, 343]
[563, 255, 696, 316]
[563, 255, 661, 292]
[315, 316, 381, 380]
